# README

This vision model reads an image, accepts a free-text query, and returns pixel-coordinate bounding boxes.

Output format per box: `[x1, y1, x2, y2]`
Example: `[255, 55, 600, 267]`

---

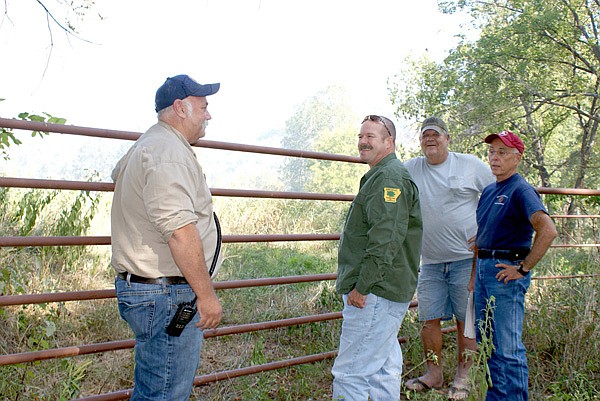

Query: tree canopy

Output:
[279, 86, 359, 192]
[390, 0, 600, 205]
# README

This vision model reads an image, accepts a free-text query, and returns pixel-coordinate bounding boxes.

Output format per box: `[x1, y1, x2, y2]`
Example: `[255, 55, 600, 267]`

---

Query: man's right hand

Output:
[347, 288, 367, 308]
[196, 294, 222, 329]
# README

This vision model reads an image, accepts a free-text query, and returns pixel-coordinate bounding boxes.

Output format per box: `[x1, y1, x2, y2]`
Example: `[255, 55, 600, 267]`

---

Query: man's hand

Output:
[347, 288, 367, 308]
[196, 294, 222, 329]
[467, 235, 477, 252]
[468, 274, 476, 292]
[495, 262, 523, 284]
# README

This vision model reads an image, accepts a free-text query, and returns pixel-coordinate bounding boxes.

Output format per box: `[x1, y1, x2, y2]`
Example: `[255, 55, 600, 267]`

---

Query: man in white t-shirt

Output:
[404, 117, 494, 400]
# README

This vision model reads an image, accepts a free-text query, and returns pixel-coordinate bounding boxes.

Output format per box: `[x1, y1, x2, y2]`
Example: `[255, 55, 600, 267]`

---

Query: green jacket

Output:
[336, 153, 422, 303]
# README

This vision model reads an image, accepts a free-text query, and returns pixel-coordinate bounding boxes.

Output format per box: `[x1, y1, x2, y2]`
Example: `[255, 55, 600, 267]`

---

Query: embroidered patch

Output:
[494, 195, 509, 205]
[384, 187, 401, 203]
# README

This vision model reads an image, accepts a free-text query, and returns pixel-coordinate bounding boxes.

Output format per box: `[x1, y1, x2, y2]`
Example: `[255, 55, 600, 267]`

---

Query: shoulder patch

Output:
[384, 187, 401, 203]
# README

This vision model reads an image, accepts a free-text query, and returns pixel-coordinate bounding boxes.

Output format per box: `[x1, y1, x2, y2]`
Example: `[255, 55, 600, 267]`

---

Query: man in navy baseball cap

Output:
[155, 74, 220, 112]
[112, 73, 223, 400]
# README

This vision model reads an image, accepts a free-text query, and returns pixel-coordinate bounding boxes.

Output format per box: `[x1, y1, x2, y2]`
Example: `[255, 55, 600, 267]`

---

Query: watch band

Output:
[517, 264, 530, 276]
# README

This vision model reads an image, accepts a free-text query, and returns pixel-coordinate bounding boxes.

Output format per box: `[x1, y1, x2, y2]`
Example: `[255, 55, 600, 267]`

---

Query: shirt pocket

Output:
[342, 193, 369, 246]
[449, 175, 465, 190]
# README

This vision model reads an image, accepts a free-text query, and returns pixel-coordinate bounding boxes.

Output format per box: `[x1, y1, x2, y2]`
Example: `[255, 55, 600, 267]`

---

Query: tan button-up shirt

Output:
[110, 121, 221, 278]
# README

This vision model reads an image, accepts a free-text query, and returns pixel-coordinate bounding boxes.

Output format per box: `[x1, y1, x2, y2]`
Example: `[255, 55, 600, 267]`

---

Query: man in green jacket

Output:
[332, 115, 422, 401]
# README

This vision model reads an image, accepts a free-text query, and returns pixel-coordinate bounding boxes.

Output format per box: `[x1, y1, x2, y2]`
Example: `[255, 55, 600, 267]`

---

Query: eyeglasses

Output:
[362, 115, 392, 137]
[488, 148, 519, 157]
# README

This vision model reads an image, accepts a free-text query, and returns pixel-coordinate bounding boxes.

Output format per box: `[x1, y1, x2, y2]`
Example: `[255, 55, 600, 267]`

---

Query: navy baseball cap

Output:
[155, 75, 220, 112]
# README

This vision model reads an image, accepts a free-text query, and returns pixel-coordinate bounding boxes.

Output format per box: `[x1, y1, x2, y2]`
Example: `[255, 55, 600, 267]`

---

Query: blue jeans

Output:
[332, 293, 410, 401]
[417, 258, 472, 322]
[474, 258, 531, 401]
[115, 277, 203, 401]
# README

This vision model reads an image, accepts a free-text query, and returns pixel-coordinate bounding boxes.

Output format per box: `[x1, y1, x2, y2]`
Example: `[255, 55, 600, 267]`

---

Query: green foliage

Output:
[525, 254, 600, 400]
[58, 359, 93, 401]
[391, 0, 600, 195]
[306, 123, 368, 195]
[0, 129, 22, 160]
[0, 185, 110, 399]
[193, 239, 342, 401]
[280, 86, 360, 191]
[469, 297, 495, 400]
[0, 187, 101, 286]
[12, 190, 59, 236]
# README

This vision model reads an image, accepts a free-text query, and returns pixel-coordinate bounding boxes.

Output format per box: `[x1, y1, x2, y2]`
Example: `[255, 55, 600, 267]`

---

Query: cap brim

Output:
[421, 125, 447, 135]
[190, 83, 220, 97]
[484, 134, 500, 144]
[484, 133, 524, 153]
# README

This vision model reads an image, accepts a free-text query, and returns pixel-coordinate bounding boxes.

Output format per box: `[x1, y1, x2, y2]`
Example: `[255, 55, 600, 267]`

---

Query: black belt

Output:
[478, 249, 530, 261]
[117, 272, 188, 285]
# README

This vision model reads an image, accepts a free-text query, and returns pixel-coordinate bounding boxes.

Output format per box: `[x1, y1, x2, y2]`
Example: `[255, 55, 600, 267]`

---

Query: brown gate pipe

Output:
[0, 274, 338, 306]
[3, 176, 600, 198]
[1, 302, 419, 366]
[0, 312, 344, 366]
[75, 351, 339, 401]
[0, 233, 341, 247]
[0, 118, 363, 163]
[0, 339, 136, 366]
[0, 177, 355, 201]
[3, 271, 595, 307]
[9, 235, 600, 248]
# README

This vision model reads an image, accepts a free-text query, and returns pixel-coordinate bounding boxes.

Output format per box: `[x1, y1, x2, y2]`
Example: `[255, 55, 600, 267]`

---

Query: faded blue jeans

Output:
[115, 277, 203, 401]
[417, 258, 472, 322]
[474, 258, 531, 401]
[332, 293, 410, 401]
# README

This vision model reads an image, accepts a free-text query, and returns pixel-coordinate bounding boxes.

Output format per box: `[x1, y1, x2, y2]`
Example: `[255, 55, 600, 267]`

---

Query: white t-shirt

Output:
[404, 152, 495, 264]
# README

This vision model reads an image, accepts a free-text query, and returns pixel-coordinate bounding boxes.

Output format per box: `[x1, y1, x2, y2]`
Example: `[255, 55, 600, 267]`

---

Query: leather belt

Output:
[117, 272, 188, 285]
[478, 248, 530, 261]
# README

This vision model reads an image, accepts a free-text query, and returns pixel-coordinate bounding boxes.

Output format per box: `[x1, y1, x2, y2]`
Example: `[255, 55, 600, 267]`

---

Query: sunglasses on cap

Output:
[362, 115, 393, 137]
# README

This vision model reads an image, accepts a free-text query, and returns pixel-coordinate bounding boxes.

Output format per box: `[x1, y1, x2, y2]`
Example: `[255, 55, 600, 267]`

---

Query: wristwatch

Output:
[517, 262, 530, 276]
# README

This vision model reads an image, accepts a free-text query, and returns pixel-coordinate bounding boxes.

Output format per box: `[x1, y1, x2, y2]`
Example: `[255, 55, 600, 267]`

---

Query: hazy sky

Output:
[0, 0, 470, 182]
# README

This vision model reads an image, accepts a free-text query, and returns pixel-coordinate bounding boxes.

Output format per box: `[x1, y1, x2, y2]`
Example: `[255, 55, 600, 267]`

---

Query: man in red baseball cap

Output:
[473, 130, 557, 401]
[482, 131, 525, 181]
[484, 130, 524, 154]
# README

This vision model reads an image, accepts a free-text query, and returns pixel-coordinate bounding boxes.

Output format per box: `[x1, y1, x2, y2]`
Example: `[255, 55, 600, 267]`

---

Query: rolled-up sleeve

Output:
[143, 153, 199, 243]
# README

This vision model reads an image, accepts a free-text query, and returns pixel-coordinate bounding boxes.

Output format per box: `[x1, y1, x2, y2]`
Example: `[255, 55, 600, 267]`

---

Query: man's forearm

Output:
[168, 223, 215, 298]
[168, 223, 222, 329]
[521, 212, 558, 271]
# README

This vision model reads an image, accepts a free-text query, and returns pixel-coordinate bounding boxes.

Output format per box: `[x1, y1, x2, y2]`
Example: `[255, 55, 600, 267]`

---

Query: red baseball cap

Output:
[484, 131, 524, 154]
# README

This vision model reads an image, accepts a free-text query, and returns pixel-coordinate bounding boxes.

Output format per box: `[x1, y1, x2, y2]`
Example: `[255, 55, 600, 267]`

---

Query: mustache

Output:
[358, 145, 372, 151]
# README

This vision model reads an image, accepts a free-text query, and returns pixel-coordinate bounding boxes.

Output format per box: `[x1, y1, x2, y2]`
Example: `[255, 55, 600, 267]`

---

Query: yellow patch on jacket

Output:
[383, 187, 401, 203]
